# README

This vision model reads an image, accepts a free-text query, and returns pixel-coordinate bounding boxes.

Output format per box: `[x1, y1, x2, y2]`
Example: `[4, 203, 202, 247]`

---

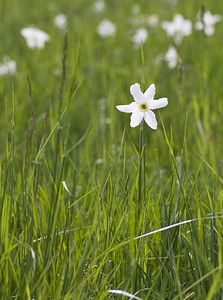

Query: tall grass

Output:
[0, 0, 223, 299]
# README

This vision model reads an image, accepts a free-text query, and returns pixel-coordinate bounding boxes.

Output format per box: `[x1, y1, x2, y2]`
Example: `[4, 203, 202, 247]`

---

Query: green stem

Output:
[137, 121, 145, 221]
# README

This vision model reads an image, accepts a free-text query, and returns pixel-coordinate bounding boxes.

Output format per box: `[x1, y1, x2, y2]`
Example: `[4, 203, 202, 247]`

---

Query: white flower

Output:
[195, 11, 221, 36]
[95, 158, 104, 165]
[147, 14, 159, 27]
[132, 4, 141, 15]
[164, 45, 179, 69]
[93, 0, 105, 13]
[97, 19, 116, 38]
[53, 67, 61, 76]
[116, 83, 168, 129]
[162, 14, 192, 44]
[132, 27, 148, 47]
[0, 57, 16, 76]
[54, 14, 67, 30]
[21, 27, 50, 49]
[130, 14, 159, 28]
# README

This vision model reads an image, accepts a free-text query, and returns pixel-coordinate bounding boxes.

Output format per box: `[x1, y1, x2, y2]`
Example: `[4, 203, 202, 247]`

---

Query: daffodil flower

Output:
[116, 83, 168, 129]
[0, 57, 16, 76]
[21, 27, 50, 49]
[162, 14, 192, 45]
[132, 27, 148, 47]
[164, 45, 179, 69]
[195, 10, 221, 36]
[54, 14, 67, 30]
[97, 19, 116, 38]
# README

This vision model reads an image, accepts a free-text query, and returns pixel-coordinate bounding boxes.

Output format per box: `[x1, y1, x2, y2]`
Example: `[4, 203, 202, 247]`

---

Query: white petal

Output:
[204, 12, 221, 26]
[204, 26, 215, 36]
[195, 21, 203, 31]
[149, 98, 168, 110]
[116, 102, 137, 113]
[130, 83, 145, 103]
[162, 22, 175, 36]
[144, 110, 157, 130]
[130, 109, 144, 127]
[27, 39, 36, 48]
[183, 20, 192, 36]
[144, 83, 156, 101]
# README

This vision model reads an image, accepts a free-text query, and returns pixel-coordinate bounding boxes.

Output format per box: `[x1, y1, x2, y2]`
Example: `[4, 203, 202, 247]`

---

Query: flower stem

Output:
[137, 121, 145, 221]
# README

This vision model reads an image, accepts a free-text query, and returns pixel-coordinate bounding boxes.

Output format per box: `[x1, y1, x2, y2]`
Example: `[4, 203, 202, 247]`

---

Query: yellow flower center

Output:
[139, 102, 149, 112]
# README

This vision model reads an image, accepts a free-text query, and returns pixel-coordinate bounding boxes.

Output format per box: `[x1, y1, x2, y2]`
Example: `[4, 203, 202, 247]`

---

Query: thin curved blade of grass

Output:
[108, 289, 143, 300]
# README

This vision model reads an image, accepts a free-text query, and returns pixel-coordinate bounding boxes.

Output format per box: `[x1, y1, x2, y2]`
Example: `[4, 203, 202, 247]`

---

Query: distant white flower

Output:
[93, 0, 105, 13]
[194, 22, 203, 31]
[162, 14, 192, 44]
[195, 11, 221, 36]
[147, 14, 159, 27]
[97, 19, 116, 38]
[132, 27, 148, 47]
[21, 27, 50, 49]
[116, 83, 168, 129]
[54, 14, 67, 30]
[53, 67, 61, 76]
[132, 4, 141, 15]
[0, 57, 16, 76]
[95, 158, 104, 165]
[164, 46, 179, 69]
[130, 14, 159, 28]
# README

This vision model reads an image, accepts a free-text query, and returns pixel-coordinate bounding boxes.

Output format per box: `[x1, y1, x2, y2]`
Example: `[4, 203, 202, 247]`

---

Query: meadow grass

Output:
[0, 0, 223, 299]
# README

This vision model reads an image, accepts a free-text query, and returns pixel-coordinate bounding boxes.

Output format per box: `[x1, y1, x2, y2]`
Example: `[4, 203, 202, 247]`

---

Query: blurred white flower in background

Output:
[147, 14, 159, 27]
[98, 98, 111, 139]
[164, 45, 179, 69]
[0, 57, 16, 76]
[130, 14, 159, 28]
[53, 67, 61, 76]
[95, 158, 104, 165]
[21, 27, 50, 49]
[195, 10, 221, 36]
[116, 83, 168, 129]
[162, 14, 192, 44]
[54, 14, 67, 30]
[132, 4, 141, 15]
[93, 0, 105, 13]
[97, 19, 116, 38]
[132, 27, 148, 47]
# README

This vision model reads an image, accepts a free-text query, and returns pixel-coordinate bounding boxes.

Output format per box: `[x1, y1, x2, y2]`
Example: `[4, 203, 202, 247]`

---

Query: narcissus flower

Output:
[21, 27, 50, 49]
[164, 45, 179, 69]
[132, 27, 148, 47]
[116, 83, 168, 129]
[162, 14, 192, 44]
[97, 19, 116, 38]
[195, 10, 221, 36]
[93, 0, 105, 13]
[54, 14, 67, 30]
[0, 56, 16, 76]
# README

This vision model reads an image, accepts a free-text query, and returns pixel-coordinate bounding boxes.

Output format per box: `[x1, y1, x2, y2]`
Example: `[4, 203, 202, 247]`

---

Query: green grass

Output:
[0, 0, 223, 299]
